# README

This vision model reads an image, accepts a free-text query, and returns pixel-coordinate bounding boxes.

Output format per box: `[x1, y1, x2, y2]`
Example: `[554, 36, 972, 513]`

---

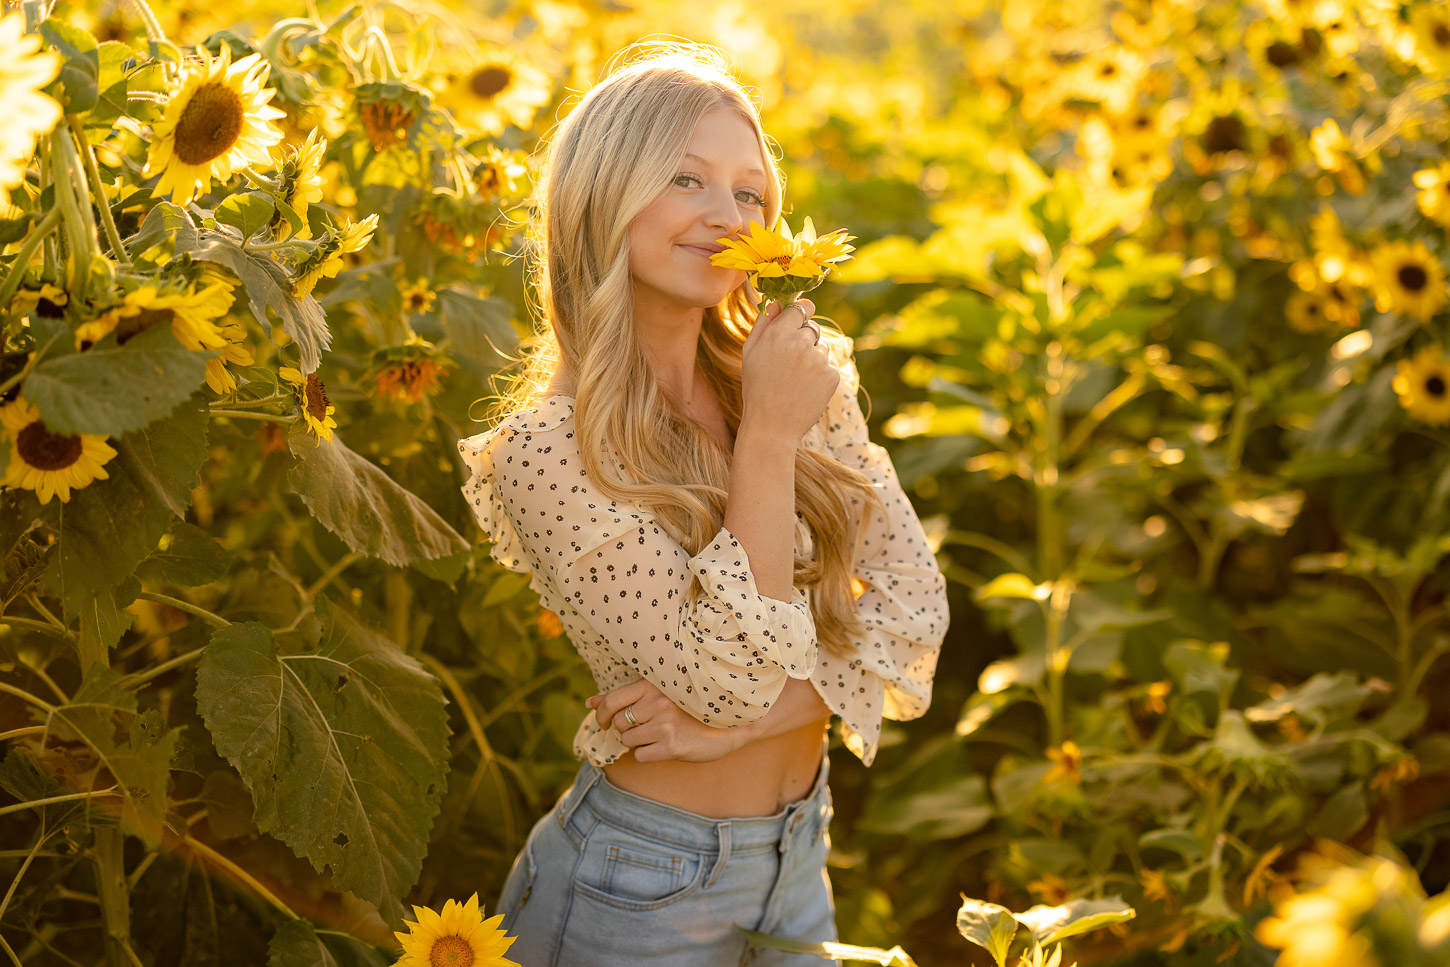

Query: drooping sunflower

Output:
[1414, 162, 1450, 228]
[290, 215, 379, 298]
[393, 893, 519, 967]
[75, 283, 234, 351]
[1410, 4, 1450, 75]
[711, 217, 854, 305]
[1369, 240, 1448, 321]
[7, 282, 67, 320]
[1, 398, 117, 504]
[272, 128, 327, 239]
[435, 50, 552, 137]
[143, 45, 286, 206]
[1393, 345, 1450, 426]
[279, 366, 337, 444]
[0, 14, 61, 204]
[204, 321, 255, 394]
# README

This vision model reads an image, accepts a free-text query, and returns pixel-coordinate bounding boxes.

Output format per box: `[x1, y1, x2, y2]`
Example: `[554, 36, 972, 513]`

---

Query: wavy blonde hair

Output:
[489, 42, 880, 657]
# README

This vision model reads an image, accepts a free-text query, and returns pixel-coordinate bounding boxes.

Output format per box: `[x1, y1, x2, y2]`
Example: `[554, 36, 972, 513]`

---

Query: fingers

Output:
[590, 679, 652, 732]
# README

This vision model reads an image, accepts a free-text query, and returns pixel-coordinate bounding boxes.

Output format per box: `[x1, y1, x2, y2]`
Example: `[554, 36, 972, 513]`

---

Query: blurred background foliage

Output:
[1, 0, 1449, 964]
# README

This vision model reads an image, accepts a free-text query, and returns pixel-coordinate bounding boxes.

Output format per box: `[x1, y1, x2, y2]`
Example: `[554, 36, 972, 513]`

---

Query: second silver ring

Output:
[622, 704, 638, 727]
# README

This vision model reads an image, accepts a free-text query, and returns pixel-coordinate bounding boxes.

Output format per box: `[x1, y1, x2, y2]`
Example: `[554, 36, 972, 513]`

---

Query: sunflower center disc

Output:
[174, 82, 246, 166]
[17, 422, 83, 471]
[428, 935, 474, 967]
[304, 373, 331, 422]
[1397, 264, 1429, 292]
[1203, 115, 1246, 155]
[470, 66, 512, 98]
[116, 308, 176, 344]
[1428, 376, 1447, 398]
[1435, 24, 1450, 48]
[767, 255, 794, 269]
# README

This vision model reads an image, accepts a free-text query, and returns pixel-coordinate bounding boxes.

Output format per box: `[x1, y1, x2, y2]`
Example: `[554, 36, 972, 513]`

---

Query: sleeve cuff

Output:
[685, 526, 818, 679]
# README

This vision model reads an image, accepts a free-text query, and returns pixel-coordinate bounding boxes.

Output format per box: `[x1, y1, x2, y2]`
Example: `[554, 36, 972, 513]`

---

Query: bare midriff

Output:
[602, 718, 831, 818]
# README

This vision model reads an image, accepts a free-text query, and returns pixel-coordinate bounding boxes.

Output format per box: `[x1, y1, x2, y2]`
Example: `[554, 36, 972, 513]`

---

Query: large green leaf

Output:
[437, 287, 518, 363]
[140, 521, 237, 587]
[268, 921, 339, 967]
[1014, 897, 1136, 947]
[50, 395, 208, 619]
[24, 326, 210, 436]
[127, 202, 199, 258]
[40, 19, 98, 114]
[46, 664, 178, 846]
[955, 898, 1019, 967]
[286, 425, 469, 567]
[76, 575, 139, 666]
[193, 231, 331, 371]
[194, 603, 451, 926]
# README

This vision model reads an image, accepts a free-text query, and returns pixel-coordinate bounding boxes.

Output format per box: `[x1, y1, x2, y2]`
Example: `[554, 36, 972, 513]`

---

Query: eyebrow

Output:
[683, 153, 766, 179]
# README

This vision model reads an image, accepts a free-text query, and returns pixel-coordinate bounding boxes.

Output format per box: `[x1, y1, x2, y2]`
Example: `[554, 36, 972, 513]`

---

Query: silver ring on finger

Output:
[622, 704, 638, 727]
[800, 319, 821, 345]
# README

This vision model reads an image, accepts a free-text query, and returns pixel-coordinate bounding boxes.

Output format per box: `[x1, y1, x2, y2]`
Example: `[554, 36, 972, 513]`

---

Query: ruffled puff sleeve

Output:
[457, 397, 818, 741]
[811, 332, 950, 767]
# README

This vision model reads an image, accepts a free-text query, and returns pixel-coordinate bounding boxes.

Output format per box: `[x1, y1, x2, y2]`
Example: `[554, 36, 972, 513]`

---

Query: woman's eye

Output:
[673, 173, 701, 188]
[735, 189, 765, 206]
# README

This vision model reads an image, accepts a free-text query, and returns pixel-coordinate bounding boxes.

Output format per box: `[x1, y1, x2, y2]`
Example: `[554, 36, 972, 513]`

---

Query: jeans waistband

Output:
[556, 746, 830, 854]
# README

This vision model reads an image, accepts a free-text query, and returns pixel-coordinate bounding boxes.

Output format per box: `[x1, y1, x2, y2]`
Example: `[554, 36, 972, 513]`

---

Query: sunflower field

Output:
[0, 0, 1449, 964]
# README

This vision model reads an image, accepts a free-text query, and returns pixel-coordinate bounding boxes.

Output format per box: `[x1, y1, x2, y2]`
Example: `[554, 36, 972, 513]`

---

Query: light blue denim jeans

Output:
[495, 751, 838, 967]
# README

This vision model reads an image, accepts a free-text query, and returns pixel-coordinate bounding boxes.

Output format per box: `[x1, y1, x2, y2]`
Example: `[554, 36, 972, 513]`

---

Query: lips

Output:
[680, 242, 726, 257]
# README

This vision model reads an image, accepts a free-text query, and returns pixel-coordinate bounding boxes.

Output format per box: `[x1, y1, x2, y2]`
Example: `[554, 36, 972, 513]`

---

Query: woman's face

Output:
[627, 107, 770, 316]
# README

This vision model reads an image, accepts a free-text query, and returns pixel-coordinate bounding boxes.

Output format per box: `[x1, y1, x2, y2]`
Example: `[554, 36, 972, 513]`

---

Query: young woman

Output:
[458, 43, 949, 967]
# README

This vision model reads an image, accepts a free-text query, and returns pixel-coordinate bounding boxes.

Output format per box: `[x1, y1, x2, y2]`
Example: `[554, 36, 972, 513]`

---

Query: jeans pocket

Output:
[573, 821, 709, 912]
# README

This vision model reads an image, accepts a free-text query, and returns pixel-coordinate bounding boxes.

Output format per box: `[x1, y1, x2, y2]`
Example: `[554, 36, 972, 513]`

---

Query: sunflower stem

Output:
[0, 206, 62, 316]
[207, 407, 293, 424]
[179, 832, 299, 919]
[67, 118, 131, 270]
[121, 0, 169, 48]
[121, 645, 204, 688]
[47, 132, 93, 309]
[135, 591, 230, 629]
[0, 787, 121, 820]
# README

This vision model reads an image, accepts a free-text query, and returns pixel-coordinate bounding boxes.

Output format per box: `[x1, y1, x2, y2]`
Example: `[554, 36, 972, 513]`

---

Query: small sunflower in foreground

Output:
[1393, 345, 1450, 426]
[280, 366, 337, 444]
[7, 282, 67, 320]
[272, 128, 327, 239]
[1369, 240, 1447, 321]
[1, 399, 117, 504]
[435, 51, 552, 137]
[143, 45, 285, 206]
[75, 283, 234, 351]
[393, 893, 519, 967]
[0, 14, 61, 203]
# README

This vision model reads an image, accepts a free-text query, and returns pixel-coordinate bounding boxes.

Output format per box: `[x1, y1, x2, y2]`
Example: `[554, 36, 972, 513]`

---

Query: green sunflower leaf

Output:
[1014, 896, 1136, 947]
[48, 394, 208, 623]
[285, 424, 469, 567]
[195, 604, 451, 927]
[47, 663, 178, 847]
[194, 229, 331, 372]
[955, 897, 1019, 967]
[140, 521, 237, 587]
[267, 920, 339, 967]
[215, 192, 277, 241]
[24, 326, 210, 437]
[40, 19, 99, 115]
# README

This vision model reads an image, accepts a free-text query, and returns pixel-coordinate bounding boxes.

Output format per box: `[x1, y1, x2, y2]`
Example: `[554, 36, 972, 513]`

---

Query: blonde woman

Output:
[458, 43, 949, 967]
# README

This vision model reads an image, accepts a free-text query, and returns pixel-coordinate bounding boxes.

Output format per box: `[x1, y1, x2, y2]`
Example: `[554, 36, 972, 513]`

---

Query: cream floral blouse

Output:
[458, 335, 948, 767]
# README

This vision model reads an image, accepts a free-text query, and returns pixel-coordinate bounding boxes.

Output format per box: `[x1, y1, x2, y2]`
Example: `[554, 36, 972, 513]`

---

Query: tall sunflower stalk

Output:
[711, 216, 854, 310]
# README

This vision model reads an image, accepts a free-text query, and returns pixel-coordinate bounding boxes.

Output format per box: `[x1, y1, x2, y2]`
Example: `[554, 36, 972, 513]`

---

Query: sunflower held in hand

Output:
[711, 217, 854, 309]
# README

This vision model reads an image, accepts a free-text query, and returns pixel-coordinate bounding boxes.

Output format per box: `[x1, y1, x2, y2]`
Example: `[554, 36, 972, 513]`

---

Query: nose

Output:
[706, 186, 744, 235]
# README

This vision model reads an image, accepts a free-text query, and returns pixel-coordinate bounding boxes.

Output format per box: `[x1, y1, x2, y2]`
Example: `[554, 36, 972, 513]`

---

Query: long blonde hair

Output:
[490, 43, 880, 657]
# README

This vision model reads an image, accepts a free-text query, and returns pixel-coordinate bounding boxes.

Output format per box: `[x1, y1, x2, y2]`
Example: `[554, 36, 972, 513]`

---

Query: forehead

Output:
[684, 108, 767, 177]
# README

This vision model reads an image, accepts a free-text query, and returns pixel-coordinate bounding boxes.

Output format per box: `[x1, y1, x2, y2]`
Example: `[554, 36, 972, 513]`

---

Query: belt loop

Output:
[556, 764, 601, 829]
[706, 821, 732, 889]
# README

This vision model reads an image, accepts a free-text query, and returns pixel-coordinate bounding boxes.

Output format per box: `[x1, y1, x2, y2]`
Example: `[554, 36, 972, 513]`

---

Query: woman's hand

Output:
[589, 679, 747, 763]
[738, 297, 839, 444]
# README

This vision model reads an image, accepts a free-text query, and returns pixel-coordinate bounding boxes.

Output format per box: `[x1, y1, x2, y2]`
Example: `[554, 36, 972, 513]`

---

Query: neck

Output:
[633, 287, 706, 403]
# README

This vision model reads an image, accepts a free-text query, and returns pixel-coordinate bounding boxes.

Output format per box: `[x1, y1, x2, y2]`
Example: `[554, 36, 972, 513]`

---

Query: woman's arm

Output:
[589, 675, 830, 763]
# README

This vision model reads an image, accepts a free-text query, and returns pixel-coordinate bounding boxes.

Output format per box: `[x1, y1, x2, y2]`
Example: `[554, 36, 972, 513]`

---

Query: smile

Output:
[680, 243, 725, 259]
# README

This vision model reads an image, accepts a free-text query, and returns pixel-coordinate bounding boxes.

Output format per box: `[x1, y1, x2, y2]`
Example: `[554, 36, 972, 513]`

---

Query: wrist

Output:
[735, 419, 801, 456]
